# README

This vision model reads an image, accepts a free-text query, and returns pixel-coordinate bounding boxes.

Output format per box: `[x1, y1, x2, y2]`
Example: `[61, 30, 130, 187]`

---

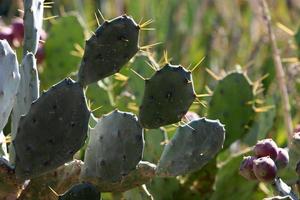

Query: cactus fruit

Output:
[58, 183, 101, 200]
[82, 110, 144, 182]
[291, 133, 300, 154]
[254, 139, 278, 160]
[156, 118, 225, 177]
[43, 14, 84, 88]
[81, 161, 156, 192]
[23, 0, 44, 55]
[208, 72, 254, 148]
[253, 156, 277, 182]
[0, 27, 13, 44]
[296, 161, 300, 176]
[13, 78, 90, 179]
[139, 64, 196, 129]
[275, 148, 289, 170]
[11, 17, 24, 45]
[239, 156, 257, 180]
[0, 40, 21, 132]
[78, 15, 140, 86]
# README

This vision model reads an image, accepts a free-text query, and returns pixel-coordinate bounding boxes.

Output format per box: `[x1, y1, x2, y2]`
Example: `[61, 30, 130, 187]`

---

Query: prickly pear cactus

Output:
[82, 110, 144, 182]
[156, 118, 225, 177]
[208, 72, 254, 148]
[0, 40, 20, 132]
[58, 183, 101, 200]
[43, 14, 84, 88]
[23, 0, 44, 54]
[11, 52, 39, 140]
[13, 78, 90, 179]
[139, 64, 196, 128]
[78, 15, 140, 86]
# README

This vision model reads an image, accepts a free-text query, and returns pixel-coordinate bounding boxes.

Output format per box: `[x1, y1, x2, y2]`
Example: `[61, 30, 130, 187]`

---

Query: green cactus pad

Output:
[11, 53, 39, 140]
[156, 118, 225, 177]
[23, 0, 44, 54]
[13, 78, 90, 180]
[78, 15, 139, 86]
[208, 72, 254, 148]
[143, 128, 168, 163]
[58, 183, 101, 200]
[0, 40, 20, 132]
[82, 110, 144, 182]
[43, 14, 84, 88]
[139, 64, 196, 129]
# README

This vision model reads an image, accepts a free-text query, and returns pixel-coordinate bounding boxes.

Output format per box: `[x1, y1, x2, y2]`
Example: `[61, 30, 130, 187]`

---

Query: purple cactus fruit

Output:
[294, 124, 300, 134]
[11, 18, 24, 45]
[253, 156, 277, 182]
[254, 139, 278, 160]
[275, 148, 289, 170]
[182, 111, 200, 123]
[239, 156, 257, 180]
[36, 45, 45, 64]
[0, 27, 13, 44]
[296, 161, 300, 176]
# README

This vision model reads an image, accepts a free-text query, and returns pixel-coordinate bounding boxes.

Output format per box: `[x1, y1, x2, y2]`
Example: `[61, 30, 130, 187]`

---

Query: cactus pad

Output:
[139, 64, 195, 128]
[23, 0, 43, 54]
[43, 14, 84, 88]
[156, 118, 225, 177]
[208, 72, 254, 148]
[82, 110, 144, 182]
[58, 183, 101, 200]
[11, 53, 39, 140]
[78, 15, 139, 86]
[13, 78, 90, 179]
[0, 40, 20, 132]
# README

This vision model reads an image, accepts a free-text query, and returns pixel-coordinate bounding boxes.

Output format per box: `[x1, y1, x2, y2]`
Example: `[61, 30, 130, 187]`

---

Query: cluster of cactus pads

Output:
[0, 1, 230, 199]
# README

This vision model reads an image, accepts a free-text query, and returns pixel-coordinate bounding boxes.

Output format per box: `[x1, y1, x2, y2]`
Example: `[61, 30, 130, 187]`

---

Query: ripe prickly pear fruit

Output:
[254, 139, 278, 160]
[291, 132, 300, 154]
[239, 156, 257, 180]
[275, 148, 289, 170]
[296, 161, 300, 176]
[11, 18, 24, 45]
[182, 111, 200, 123]
[253, 156, 277, 182]
[58, 183, 101, 200]
[36, 45, 45, 64]
[0, 27, 13, 44]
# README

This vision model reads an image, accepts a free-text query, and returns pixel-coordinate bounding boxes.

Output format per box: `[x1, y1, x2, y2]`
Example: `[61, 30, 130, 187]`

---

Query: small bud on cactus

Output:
[254, 139, 278, 160]
[36, 45, 45, 64]
[239, 156, 257, 180]
[253, 156, 277, 182]
[275, 148, 289, 170]
[296, 161, 300, 176]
